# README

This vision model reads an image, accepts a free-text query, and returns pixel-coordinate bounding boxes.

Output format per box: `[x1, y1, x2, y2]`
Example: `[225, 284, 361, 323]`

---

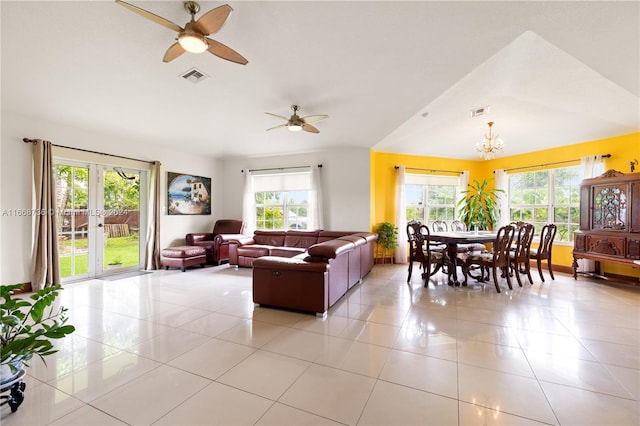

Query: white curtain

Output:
[494, 169, 509, 228]
[578, 155, 605, 272]
[144, 161, 161, 270]
[395, 166, 407, 264]
[242, 170, 255, 236]
[310, 165, 325, 229]
[31, 139, 60, 290]
[457, 170, 470, 218]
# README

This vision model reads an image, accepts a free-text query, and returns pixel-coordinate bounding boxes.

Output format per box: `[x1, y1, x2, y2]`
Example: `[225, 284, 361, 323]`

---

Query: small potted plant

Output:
[374, 222, 398, 264]
[1, 284, 75, 384]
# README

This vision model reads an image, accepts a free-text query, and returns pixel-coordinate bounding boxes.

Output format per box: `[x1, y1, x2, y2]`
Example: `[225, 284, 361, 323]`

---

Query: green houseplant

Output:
[457, 178, 504, 230]
[1, 284, 75, 378]
[374, 222, 398, 264]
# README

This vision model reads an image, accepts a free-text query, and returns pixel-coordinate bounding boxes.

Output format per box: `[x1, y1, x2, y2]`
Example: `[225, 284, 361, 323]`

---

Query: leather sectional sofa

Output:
[229, 230, 377, 316]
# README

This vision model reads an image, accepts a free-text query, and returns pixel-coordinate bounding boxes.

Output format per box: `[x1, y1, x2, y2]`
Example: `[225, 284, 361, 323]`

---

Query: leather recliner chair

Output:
[186, 219, 245, 265]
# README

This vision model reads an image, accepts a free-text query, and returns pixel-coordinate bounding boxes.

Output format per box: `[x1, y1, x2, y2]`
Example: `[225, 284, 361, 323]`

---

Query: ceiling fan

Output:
[265, 105, 329, 134]
[115, 0, 248, 64]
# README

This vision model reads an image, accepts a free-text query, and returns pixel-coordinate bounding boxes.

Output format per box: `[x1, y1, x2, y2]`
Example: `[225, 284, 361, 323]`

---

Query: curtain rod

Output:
[395, 166, 463, 175]
[23, 138, 156, 165]
[500, 154, 611, 173]
[242, 164, 322, 173]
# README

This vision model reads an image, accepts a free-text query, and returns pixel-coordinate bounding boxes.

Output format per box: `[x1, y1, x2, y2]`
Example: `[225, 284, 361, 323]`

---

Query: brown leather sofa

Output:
[186, 219, 245, 265]
[231, 230, 377, 316]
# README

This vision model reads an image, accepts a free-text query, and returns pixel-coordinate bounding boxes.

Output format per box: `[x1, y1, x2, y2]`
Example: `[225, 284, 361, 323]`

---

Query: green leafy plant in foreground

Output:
[1, 284, 75, 373]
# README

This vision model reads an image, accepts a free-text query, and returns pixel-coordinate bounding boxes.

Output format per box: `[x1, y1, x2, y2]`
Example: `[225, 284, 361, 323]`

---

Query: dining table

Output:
[430, 231, 497, 285]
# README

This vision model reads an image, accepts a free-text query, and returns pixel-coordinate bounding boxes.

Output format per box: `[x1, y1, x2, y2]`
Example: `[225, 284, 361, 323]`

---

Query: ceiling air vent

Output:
[180, 67, 208, 83]
[470, 105, 490, 117]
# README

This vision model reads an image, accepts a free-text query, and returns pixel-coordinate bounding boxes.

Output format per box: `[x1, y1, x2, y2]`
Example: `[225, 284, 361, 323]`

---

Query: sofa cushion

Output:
[270, 247, 307, 257]
[284, 230, 321, 248]
[237, 244, 271, 258]
[253, 231, 286, 246]
[212, 219, 245, 234]
[308, 239, 354, 259]
[161, 246, 206, 258]
[317, 230, 355, 243]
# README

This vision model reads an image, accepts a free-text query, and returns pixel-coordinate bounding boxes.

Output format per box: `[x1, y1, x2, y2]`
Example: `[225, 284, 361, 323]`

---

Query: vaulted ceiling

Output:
[2, 1, 638, 160]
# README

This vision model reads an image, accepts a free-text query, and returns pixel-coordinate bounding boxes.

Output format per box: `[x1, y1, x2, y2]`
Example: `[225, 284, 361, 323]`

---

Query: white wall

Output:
[221, 147, 371, 231]
[1, 112, 221, 285]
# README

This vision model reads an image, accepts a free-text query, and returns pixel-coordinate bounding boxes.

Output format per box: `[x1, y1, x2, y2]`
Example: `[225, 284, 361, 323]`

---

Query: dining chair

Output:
[450, 220, 466, 232]
[529, 223, 557, 282]
[462, 225, 515, 293]
[407, 221, 445, 284]
[450, 219, 487, 253]
[509, 222, 535, 286]
[431, 220, 448, 232]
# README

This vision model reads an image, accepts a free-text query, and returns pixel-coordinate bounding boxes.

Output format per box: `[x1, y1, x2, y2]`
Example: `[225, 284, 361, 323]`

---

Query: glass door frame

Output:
[95, 165, 147, 277]
[55, 159, 148, 282]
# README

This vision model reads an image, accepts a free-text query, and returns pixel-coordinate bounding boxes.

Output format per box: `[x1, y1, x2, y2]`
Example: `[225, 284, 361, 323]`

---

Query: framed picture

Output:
[167, 172, 211, 215]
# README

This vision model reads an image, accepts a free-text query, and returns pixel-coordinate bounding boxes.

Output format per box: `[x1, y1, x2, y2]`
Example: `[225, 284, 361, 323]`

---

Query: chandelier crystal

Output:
[475, 121, 504, 160]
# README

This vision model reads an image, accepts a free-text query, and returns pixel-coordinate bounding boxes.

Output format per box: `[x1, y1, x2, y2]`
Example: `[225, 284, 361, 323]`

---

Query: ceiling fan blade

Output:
[267, 124, 287, 131]
[206, 39, 248, 65]
[265, 112, 289, 121]
[163, 42, 185, 62]
[302, 123, 320, 134]
[115, 0, 183, 32]
[193, 4, 233, 36]
[301, 114, 329, 123]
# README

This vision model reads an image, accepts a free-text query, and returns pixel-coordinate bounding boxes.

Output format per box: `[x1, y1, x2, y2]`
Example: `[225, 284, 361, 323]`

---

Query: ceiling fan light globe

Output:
[287, 124, 303, 132]
[178, 32, 207, 53]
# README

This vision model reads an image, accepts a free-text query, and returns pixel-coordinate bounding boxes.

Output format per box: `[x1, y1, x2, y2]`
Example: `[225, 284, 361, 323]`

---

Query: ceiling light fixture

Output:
[475, 121, 504, 160]
[178, 28, 208, 53]
[287, 122, 303, 132]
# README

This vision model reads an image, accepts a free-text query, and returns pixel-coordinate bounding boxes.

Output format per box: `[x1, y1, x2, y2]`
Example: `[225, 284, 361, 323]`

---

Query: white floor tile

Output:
[279, 364, 376, 425]
[3, 265, 637, 426]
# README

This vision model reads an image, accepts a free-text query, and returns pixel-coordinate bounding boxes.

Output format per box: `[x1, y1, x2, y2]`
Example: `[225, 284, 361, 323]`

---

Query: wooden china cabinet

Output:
[572, 169, 640, 283]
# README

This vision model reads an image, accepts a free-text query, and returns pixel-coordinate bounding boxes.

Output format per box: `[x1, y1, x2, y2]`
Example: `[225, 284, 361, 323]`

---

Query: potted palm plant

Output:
[457, 178, 504, 230]
[1, 283, 75, 386]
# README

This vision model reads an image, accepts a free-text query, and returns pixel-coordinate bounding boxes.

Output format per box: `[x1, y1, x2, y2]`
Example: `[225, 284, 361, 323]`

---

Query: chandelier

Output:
[475, 121, 504, 160]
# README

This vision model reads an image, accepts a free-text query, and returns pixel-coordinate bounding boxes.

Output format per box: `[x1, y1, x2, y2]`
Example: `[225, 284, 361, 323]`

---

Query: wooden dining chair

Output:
[407, 221, 445, 284]
[431, 220, 448, 232]
[462, 225, 515, 293]
[509, 222, 535, 286]
[529, 223, 557, 282]
[450, 220, 466, 232]
[451, 219, 487, 253]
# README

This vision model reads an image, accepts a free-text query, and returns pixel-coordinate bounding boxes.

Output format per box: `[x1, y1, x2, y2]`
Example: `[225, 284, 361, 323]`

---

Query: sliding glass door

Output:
[55, 161, 147, 281]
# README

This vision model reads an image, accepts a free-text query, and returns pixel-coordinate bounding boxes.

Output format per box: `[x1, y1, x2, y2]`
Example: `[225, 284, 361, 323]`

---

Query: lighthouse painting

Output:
[167, 172, 211, 215]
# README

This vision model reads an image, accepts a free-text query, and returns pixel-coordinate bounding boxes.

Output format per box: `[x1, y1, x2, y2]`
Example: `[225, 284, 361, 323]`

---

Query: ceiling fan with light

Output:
[115, 0, 248, 64]
[265, 105, 329, 134]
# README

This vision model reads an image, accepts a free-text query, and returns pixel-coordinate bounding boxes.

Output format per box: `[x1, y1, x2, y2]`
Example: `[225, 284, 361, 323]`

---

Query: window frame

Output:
[508, 165, 583, 245]
[252, 171, 312, 231]
[405, 174, 461, 228]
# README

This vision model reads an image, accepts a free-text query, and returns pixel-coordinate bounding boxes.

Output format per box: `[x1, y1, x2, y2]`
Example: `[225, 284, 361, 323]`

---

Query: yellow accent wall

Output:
[371, 132, 640, 278]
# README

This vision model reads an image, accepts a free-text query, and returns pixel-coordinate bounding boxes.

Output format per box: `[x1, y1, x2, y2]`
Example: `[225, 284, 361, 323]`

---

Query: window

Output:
[253, 172, 311, 230]
[405, 174, 460, 227]
[509, 166, 582, 243]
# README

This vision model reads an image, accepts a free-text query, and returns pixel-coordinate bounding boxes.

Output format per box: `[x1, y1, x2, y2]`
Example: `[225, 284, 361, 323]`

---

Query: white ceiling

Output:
[2, 1, 639, 160]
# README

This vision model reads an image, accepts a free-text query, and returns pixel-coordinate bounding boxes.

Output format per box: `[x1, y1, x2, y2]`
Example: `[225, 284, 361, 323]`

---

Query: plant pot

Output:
[106, 263, 123, 270]
[0, 359, 23, 386]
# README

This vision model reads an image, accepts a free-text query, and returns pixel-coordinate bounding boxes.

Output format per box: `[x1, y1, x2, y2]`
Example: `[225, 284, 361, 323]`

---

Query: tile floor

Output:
[1, 264, 639, 425]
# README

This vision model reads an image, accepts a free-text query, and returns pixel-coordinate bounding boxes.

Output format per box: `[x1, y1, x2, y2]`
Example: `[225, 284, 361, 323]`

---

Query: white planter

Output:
[106, 263, 123, 270]
[1, 359, 23, 386]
